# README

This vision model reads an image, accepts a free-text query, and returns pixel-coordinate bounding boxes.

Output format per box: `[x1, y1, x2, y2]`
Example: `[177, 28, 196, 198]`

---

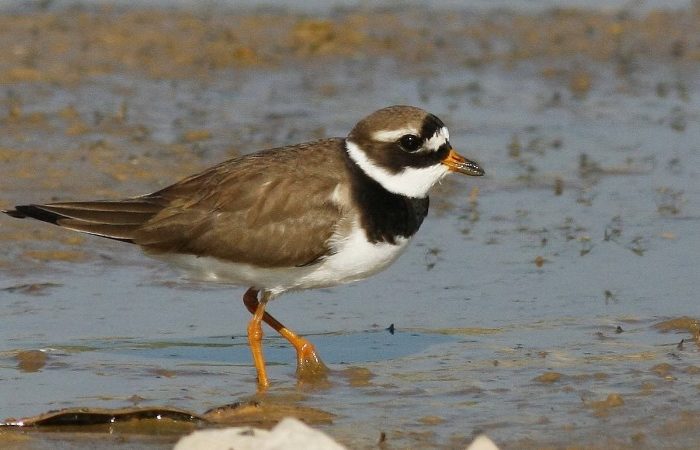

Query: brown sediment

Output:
[418, 415, 445, 425]
[21, 250, 88, 262]
[202, 401, 335, 426]
[0, 7, 699, 83]
[650, 363, 676, 379]
[181, 129, 212, 143]
[654, 316, 700, 343]
[340, 366, 375, 388]
[656, 411, 700, 438]
[15, 350, 48, 373]
[587, 393, 624, 417]
[533, 371, 561, 383]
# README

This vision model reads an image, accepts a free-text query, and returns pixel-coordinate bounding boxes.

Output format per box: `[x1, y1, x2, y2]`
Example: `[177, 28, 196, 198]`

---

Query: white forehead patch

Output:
[345, 140, 450, 198]
[372, 126, 451, 153]
[424, 127, 450, 152]
[372, 127, 420, 143]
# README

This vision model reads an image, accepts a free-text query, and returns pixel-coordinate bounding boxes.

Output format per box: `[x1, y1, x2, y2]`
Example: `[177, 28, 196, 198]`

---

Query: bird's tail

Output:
[3, 198, 164, 242]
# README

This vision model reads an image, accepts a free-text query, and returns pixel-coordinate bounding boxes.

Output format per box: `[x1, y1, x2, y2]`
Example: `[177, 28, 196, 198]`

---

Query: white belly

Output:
[298, 225, 410, 289]
[151, 224, 411, 296]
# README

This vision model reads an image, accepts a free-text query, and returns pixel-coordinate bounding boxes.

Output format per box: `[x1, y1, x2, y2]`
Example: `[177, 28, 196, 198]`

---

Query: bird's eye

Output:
[398, 134, 422, 152]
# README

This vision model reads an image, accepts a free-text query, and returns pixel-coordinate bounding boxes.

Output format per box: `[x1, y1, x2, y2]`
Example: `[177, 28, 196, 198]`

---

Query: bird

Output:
[3, 105, 484, 389]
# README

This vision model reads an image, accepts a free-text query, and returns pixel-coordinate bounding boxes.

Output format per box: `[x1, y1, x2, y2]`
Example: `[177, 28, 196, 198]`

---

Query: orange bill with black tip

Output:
[441, 148, 484, 176]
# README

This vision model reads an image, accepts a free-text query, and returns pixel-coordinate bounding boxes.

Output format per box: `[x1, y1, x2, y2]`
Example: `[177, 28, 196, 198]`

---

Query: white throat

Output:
[345, 140, 449, 198]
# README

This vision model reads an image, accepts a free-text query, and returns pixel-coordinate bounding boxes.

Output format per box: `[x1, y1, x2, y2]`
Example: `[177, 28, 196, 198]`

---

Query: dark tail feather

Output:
[4, 206, 44, 219]
[3, 199, 164, 242]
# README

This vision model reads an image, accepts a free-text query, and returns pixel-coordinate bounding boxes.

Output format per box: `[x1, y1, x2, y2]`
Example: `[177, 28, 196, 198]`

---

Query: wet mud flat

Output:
[1, 2, 700, 449]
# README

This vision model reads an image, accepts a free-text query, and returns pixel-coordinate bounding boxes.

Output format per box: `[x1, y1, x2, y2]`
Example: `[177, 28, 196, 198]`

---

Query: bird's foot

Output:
[295, 340, 329, 382]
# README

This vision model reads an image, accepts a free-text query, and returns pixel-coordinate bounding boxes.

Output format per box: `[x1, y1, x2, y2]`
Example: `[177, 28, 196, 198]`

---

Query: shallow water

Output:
[1, 3, 700, 449]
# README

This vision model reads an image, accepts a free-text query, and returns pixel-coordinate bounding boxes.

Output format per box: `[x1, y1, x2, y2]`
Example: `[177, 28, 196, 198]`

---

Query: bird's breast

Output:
[296, 221, 411, 289]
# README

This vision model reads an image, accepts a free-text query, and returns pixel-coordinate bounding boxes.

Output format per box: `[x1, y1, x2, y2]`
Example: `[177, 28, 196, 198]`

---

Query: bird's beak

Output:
[441, 148, 485, 176]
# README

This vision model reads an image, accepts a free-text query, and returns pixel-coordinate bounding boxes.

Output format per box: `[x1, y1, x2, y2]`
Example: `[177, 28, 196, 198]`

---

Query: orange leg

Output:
[246, 290, 269, 389]
[243, 288, 328, 383]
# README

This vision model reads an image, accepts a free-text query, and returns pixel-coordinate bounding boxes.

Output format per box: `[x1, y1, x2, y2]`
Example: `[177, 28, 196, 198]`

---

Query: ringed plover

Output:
[3, 105, 484, 389]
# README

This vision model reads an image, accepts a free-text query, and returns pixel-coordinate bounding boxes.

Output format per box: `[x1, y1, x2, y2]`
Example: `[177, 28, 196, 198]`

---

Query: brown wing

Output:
[133, 138, 351, 268]
[4, 138, 353, 268]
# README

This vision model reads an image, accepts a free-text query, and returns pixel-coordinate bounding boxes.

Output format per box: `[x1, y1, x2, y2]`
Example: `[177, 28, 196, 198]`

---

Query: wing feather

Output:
[135, 139, 352, 267]
[5, 200, 164, 241]
[4, 138, 353, 268]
